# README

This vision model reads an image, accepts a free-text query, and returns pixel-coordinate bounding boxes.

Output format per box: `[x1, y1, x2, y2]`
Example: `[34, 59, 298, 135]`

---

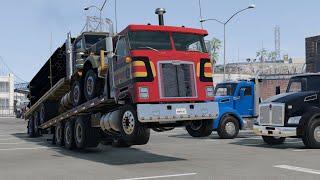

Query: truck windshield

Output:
[214, 83, 237, 96]
[287, 76, 320, 92]
[172, 33, 207, 52]
[128, 31, 171, 50]
[84, 35, 106, 48]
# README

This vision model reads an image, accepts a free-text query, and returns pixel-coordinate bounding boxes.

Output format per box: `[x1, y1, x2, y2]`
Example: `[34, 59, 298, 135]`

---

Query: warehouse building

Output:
[0, 73, 14, 117]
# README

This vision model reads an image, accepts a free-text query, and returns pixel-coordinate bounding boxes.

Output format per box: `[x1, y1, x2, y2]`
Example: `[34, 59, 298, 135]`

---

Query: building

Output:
[213, 62, 305, 100]
[306, 35, 320, 72]
[0, 74, 14, 116]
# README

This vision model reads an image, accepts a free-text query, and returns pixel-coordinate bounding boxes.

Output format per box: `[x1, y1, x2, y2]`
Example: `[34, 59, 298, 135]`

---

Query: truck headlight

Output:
[139, 87, 149, 99]
[206, 86, 214, 97]
[287, 116, 302, 125]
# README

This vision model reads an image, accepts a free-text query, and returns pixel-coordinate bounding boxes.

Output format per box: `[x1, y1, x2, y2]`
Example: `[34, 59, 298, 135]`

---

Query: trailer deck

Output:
[40, 96, 115, 129]
[25, 78, 70, 119]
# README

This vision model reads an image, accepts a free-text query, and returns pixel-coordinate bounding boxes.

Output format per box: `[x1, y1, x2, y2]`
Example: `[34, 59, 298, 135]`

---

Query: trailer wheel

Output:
[118, 105, 150, 145]
[64, 120, 75, 150]
[302, 118, 320, 149]
[39, 102, 58, 124]
[71, 80, 84, 107]
[186, 120, 213, 137]
[27, 118, 35, 138]
[74, 116, 100, 149]
[217, 115, 239, 139]
[33, 112, 41, 137]
[262, 136, 286, 145]
[84, 69, 102, 101]
[112, 138, 132, 148]
[55, 122, 64, 146]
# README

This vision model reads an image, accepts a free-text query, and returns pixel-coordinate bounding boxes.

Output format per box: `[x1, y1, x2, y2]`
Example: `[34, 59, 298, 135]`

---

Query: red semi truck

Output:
[24, 8, 219, 149]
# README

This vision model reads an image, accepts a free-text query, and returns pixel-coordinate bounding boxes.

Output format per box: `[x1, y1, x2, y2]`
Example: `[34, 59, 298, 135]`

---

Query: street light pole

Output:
[200, 4, 255, 81]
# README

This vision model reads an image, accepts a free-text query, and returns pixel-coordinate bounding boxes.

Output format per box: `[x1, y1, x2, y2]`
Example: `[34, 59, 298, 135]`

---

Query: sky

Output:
[0, 0, 320, 81]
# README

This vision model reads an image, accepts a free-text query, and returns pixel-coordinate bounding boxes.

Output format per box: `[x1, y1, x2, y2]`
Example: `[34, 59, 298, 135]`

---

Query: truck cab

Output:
[253, 73, 320, 148]
[186, 79, 258, 139]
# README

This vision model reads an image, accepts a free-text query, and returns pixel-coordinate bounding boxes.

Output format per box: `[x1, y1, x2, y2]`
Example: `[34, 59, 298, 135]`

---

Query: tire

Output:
[64, 120, 76, 150]
[217, 115, 240, 139]
[39, 102, 59, 124]
[74, 116, 100, 149]
[55, 122, 64, 146]
[186, 120, 213, 137]
[118, 105, 150, 145]
[302, 118, 320, 149]
[71, 80, 84, 107]
[33, 112, 41, 137]
[83, 69, 102, 101]
[112, 138, 132, 148]
[27, 117, 35, 138]
[262, 136, 286, 145]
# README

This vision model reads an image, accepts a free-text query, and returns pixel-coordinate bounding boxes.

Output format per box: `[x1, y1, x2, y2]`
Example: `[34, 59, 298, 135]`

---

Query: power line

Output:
[0, 56, 27, 83]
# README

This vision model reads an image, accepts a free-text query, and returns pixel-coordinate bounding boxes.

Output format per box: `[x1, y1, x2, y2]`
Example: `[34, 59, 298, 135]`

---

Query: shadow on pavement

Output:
[229, 137, 307, 150]
[168, 132, 254, 140]
[12, 133, 186, 165]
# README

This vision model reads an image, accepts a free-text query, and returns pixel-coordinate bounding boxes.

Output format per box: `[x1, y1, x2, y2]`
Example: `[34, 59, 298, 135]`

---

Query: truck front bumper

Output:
[253, 125, 297, 137]
[137, 101, 219, 123]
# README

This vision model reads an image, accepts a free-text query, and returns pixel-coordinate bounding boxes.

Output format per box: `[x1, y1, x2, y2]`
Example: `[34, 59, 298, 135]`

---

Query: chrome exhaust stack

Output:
[155, 8, 166, 26]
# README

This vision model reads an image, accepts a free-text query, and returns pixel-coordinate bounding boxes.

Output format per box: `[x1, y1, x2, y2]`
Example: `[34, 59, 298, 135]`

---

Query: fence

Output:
[0, 106, 16, 117]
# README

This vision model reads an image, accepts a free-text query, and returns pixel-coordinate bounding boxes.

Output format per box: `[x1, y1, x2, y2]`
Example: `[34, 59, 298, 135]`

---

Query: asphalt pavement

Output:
[0, 118, 319, 180]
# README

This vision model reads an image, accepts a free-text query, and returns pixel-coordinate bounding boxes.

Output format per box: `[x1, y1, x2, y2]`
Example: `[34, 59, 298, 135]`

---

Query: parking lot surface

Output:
[0, 118, 319, 180]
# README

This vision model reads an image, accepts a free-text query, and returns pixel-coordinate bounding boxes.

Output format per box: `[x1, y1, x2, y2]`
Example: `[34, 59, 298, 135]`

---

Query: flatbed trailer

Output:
[25, 9, 220, 150]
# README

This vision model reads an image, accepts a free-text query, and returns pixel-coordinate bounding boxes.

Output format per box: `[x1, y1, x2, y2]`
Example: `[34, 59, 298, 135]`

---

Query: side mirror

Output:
[275, 86, 281, 95]
[105, 36, 114, 58]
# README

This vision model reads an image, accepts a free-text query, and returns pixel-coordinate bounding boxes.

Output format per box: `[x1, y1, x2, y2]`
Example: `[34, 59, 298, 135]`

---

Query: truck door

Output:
[234, 86, 254, 116]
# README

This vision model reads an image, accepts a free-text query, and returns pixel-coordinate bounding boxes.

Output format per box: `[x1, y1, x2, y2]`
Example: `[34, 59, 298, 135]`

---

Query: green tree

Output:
[206, 37, 221, 64]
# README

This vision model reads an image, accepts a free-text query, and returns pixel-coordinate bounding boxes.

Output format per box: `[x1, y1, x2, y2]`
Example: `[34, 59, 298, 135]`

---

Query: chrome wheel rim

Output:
[314, 126, 320, 142]
[73, 85, 80, 103]
[190, 121, 203, 131]
[225, 122, 236, 136]
[75, 124, 82, 143]
[86, 76, 94, 96]
[122, 111, 135, 135]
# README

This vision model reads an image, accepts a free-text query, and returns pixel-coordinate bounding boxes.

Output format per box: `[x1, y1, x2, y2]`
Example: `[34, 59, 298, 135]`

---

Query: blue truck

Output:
[186, 78, 260, 139]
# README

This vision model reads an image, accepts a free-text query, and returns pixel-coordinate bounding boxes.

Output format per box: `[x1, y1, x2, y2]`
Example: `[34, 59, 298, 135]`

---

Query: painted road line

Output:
[274, 165, 320, 175]
[0, 147, 57, 151]
[117, 173, 197, 180]
[292, 149, 306, 152]
[0, 142, 30, 145]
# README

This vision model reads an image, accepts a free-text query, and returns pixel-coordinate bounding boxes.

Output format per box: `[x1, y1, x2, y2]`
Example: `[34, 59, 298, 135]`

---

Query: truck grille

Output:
[159, 62, 196, 98]
[259, 103, 285, 126]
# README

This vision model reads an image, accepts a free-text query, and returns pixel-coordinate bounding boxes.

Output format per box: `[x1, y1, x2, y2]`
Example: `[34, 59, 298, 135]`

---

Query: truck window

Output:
[286, 77, 307, 93]
[287, 81, 302, 92]
[84, 35, 106, 48]
[172, 33, 207, 52]
[116, 37, 129, 57]
[128, 31, 171, 50]
[214, 83, 237, 96]
[240, 86, 252, 96]
[75, 39, 82, 50]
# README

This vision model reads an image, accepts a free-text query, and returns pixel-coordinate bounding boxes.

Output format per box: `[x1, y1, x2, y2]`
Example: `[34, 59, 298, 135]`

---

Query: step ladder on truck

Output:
[24, 8, 219, 149]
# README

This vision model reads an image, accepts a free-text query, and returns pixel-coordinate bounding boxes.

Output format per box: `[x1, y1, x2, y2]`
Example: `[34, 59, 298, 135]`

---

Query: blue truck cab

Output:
[186, 79, 259, 139]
